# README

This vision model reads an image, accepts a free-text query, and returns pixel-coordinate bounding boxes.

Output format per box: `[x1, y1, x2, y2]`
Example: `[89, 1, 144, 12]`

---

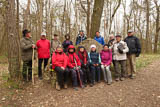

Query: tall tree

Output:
[90, 0, 104, 38]
[6, 0, 21, 81]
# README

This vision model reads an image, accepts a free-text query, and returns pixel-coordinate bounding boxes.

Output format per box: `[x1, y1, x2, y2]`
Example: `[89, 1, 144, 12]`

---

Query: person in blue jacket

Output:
[88, 44, 101, 87]
[94, 31, 105, 45]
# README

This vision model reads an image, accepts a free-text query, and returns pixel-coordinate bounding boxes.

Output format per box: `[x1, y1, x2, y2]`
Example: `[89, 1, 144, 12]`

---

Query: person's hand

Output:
[93, 64, 96, 66]
[32, 44, 36, 48]
[101, 62, 104, 65]
[61, 67, 65, 70]
[96, 64, 99, 66]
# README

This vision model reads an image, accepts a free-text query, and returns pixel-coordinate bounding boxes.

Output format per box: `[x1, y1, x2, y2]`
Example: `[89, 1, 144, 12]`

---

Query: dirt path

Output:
[1, 59, 160, 107]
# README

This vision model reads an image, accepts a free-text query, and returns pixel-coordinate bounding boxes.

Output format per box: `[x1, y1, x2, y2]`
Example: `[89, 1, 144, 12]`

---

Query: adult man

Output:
[113, 35, 129, 81]
[94, 31, 105, 45]
[124, 30, 141, 79]
[75, 30, 87, 45]
[36, 32, 51, 80]
[20, 29, 36, 81]
[108, 34, 116, 48]
[50, 34, 61, 54]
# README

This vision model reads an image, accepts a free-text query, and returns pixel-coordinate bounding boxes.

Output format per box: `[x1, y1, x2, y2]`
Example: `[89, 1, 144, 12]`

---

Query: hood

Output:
[68, 45, 75, 52]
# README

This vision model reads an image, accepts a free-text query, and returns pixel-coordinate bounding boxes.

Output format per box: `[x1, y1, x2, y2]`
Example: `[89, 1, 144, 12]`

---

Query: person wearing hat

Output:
[52, 45, 69, 91]
[62, 34, 73, 53]
[20, 29, 36, 81]
[75, 30, 87, 45]
[88, 44, 101, 86]
[94, 31, 105, 45]
[124, 30, 141, 79]
[50, 34, 61, 54]
[113, 34, 129, 81]
[36, 32, 51, 80]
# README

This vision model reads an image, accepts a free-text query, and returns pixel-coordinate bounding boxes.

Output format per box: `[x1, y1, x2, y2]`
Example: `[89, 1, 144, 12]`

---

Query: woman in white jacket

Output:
[113, 34, 129, 81]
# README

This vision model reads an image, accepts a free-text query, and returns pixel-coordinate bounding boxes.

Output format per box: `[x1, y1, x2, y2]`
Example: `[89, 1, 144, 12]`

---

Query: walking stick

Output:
[32, 48, 35, 85]
[74, 59, 83, 88]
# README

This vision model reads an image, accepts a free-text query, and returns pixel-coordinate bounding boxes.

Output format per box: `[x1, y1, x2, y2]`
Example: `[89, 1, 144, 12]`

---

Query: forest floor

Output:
[0, 54, 160, 107]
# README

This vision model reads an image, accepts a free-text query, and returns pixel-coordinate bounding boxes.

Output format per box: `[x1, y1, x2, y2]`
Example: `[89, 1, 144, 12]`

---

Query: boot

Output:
[64, 84, 68, 89]
[56, 82, 60, 91]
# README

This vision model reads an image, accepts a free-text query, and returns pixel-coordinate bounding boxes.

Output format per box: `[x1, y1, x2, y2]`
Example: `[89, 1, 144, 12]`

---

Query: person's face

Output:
[96, 32, 100, 37]
[91, 47, 96, 52]
[116, 36, 121, 42]
[80, 48, 84, 52]
[53, 36, 58, 40]
[80, 32, 84, 36]
[69, 48, 74, 52]
[41, 35, 46, 39]
[128, 32, 133, 36]
[109, 36, 115, 40]
[57, 47, 63, 53]
[66, 36, 70, 40]
[26, 33, 31, 38]
[103, 46, 109, 51]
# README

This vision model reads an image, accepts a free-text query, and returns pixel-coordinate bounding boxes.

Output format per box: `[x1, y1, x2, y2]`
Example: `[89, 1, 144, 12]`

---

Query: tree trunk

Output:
[6, 0, 21, 81]
[90, 0, 104, 38]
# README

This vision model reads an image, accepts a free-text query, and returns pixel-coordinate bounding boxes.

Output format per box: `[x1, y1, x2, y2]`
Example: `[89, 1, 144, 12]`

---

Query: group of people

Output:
[20, 29, 141, 91]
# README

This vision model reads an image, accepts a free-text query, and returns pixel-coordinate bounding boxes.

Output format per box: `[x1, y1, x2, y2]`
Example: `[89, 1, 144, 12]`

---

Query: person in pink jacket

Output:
[36, 32, 50, 80]
[100, 44, 112, 85]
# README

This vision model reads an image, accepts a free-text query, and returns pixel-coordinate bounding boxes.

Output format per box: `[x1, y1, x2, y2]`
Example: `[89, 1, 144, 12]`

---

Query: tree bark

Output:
[90, 0, 104, 38]
[6, 0, 21, 81]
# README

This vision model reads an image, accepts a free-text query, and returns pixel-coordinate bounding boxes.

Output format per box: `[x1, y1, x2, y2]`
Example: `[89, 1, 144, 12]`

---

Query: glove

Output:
[118, 48, 123, 54]
[117, 43, 124, 54]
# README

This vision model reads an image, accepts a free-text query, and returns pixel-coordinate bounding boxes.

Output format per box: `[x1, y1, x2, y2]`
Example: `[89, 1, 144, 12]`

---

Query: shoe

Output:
[81, 85, 85, 89]
[115, 78, 120, 81]
[90, 84, 94, 87]
[64, 84, 68, 89]
[39, 76, 43, 80]
[130, 76, 135, 79]
[120, 77, 125, 81]
[107, 82, 112, 85]
[73, 87, 78, 91]
[56, 82, 61, 91]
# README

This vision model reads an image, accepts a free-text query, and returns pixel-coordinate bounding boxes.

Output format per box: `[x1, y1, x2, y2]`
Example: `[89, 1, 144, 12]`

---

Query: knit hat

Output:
[90, 44, 96, 49]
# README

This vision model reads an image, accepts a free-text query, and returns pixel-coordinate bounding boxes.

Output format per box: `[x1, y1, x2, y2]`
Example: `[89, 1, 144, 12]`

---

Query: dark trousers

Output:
[114, 60, 126, 78]
[81, 65, 90, 84]
[38, 58, 49, 78]
[22, 60, 32, 81]
[90, 65, 101, 83]
[68, 68, 83, 87]
[54, 67, 69, 87]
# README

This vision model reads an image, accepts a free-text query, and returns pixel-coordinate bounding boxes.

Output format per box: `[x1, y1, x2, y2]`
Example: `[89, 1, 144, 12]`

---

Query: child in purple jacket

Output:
[100, 44, 112, 85]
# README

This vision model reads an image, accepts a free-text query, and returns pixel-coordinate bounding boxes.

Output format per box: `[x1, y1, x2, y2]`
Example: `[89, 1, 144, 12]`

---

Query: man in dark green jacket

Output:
[20, 29, 36, 81]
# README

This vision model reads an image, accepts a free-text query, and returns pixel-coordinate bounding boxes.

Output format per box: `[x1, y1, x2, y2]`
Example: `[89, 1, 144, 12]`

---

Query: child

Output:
[100, 44, 112, 85]
[88, 45, 101, 86]
[62, 34, 73, 53]
[67, 45, 84, 90]
[52, 45, 69, 91]
[77, 46, 90, 87]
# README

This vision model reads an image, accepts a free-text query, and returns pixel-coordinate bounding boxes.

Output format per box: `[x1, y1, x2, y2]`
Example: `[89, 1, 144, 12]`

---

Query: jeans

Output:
[101, 65, 112, 83]
[90, 65, 101, 83]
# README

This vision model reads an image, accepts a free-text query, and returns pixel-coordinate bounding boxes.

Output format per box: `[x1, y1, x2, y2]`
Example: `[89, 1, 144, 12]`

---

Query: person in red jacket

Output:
[67, 45, 84, 90]
[36, 32, 50, 80]
[52, 45, 68, 91]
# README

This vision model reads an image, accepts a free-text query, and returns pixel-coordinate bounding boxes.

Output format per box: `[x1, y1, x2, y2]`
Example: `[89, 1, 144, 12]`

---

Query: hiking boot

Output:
[90, 83, 94, 87]
[56, 82, 61, 91]
[115, 78, 120, 81]
[120, 77, 125, 81]
[64, 84, 68, 89]
[39, 76, 43, 80]
[130, 76, 135, 79]
[107, 82, 112, 85]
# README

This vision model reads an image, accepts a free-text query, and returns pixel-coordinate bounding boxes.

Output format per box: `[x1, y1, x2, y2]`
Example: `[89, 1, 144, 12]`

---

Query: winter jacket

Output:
[100, 50, 112, 66]
[94, 36, 105, 45]
[36, 39, 50, 59]
[77, 47, 88, 65]
[67, 45, 81, 68]
[52, 51, 68, 70]
[124, 36, 141, 56]
[62, 40, 73, 53]
[75, 34, 87, 45]
[20, 37, 34, 61]
[50, 39, 61, 54]
[112, 40, 129, 61]
[88, 51, 101, 65]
